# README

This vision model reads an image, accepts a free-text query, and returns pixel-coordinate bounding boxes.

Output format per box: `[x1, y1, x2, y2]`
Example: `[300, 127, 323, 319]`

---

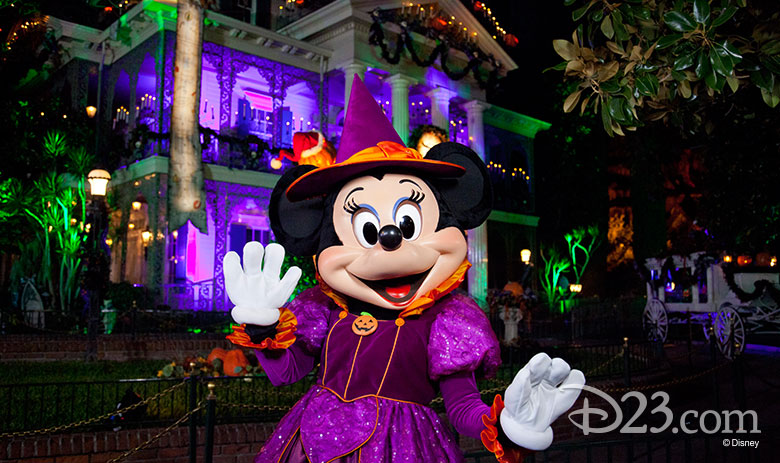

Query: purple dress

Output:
[253, 287, 501, 463]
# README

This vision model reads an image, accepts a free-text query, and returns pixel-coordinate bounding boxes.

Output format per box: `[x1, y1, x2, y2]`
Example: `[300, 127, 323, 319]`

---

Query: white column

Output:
[462, 100, 490, 307]
[342, 62, 366, 115]
[387, 74, 413, 145]
[426, 87, 454, 130]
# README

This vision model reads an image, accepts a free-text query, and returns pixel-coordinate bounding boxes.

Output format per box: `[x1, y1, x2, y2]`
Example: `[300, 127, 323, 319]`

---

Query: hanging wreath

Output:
[368, 8, 501, 91]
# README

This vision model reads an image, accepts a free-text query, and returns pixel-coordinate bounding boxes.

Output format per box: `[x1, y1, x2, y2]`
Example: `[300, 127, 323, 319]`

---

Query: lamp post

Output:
[85, 169, 111, 361]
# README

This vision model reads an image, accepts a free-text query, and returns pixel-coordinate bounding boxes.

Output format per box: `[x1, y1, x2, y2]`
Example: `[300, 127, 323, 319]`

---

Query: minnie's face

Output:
[317, 173, 467, 310]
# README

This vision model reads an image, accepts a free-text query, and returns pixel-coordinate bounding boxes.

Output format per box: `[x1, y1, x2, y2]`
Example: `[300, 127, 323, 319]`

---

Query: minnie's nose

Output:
[378, 225, 403, 251]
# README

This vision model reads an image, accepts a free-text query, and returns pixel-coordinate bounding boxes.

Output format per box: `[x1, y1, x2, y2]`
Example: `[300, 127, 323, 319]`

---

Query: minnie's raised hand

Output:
[500, 353, 585, 451]
[223, 242, 301, 326]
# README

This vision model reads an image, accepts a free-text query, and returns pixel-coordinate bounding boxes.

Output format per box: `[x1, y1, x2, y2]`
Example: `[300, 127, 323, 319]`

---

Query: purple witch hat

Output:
[286, 76, 464, 201]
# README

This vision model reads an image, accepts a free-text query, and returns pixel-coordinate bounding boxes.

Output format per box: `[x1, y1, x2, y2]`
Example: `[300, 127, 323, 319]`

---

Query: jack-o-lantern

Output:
[352, 314, 378, 336]
[737, 255, 753, 266]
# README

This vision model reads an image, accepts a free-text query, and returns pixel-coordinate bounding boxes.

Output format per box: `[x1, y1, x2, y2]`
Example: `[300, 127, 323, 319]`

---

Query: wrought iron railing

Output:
[163, 279, 215, 312]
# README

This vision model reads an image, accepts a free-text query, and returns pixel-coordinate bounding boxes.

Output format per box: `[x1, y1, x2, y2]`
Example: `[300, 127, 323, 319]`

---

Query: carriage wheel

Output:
[714, 304, 746, 360]
[643, 299, 668, 342]
[702, 313, 714, 341]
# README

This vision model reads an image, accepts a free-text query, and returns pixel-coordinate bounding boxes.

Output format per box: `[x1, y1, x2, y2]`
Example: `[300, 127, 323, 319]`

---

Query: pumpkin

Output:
[737, 255, 753, 266]
[755, 252, 771, 266]
[223, 349, 250, 377]
[207, 347, 227, 365]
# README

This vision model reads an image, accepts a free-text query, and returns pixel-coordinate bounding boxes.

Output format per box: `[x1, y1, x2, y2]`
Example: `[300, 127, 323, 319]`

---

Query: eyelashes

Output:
[343, 189, 424, 215]
[408, 189, 425, 205]
[344, 197, 360, 214]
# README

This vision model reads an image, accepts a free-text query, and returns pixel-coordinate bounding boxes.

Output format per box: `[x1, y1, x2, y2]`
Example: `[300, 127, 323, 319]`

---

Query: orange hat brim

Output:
[285, 141, 464, 201]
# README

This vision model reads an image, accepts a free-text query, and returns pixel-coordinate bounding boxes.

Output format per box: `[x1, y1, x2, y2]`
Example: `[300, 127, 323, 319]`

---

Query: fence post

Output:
[204, 382, 216, 463]
[623, 337, 631, 388]
[709, 332, 720, 409]
[188, 374, 198, 463]
[733, 344, 746, 410]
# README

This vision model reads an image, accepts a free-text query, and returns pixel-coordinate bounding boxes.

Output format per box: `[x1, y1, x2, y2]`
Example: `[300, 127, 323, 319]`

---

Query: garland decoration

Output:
[127, 124, 285, 171]
[721, 263, 780, 304]
[368, 8, 500, 91]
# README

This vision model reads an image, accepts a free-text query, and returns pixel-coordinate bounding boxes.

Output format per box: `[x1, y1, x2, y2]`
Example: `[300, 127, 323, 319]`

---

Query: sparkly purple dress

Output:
[253, 287, 501, 463]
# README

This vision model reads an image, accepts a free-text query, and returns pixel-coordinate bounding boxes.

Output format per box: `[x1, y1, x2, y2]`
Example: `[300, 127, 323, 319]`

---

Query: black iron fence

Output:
[0, 373, 317, 435]
[0, 338, 661, 435]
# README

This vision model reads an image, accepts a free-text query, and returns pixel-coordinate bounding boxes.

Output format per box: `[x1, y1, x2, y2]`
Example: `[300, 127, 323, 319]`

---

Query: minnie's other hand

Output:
[223, 242, 301, 326]
[500, 353, 585, 451]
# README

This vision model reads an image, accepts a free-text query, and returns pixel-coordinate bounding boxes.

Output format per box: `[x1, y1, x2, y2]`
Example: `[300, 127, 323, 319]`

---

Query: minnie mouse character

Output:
[223, 77, 585, 463]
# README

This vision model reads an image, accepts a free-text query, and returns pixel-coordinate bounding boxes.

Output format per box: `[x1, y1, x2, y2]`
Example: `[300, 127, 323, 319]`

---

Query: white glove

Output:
[223, 242, 302, 326]
[500, 352, 585, 451]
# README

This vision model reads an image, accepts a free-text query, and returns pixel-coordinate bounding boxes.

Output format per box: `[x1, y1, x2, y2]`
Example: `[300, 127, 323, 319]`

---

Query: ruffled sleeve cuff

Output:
[480, 395, 532, 463]
[226, 307, 297, 350]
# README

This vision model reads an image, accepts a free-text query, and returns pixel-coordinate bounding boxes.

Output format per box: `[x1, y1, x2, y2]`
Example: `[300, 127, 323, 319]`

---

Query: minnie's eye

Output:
[395, 203, 421, 241]
[352, 210, 379, 248]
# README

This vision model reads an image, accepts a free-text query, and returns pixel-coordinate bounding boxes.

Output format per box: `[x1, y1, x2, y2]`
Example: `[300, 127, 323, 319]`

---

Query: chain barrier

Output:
[0, 380, 187, 439]
[106, 401, 204, 463]
[584, 350, 625, 376]
[219, 402, 297, 413]
[601, 361, 731, 394]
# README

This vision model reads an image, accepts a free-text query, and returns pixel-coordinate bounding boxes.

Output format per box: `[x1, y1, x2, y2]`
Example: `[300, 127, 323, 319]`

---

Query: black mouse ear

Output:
[269, 165, 325, 256]
[425, 142, 493, 230]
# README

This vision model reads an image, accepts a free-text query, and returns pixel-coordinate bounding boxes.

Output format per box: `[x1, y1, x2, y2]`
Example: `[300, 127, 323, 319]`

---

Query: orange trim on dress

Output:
[343, 336, 364, 397]
[480, 395, 531, 463]
[375, 324, 402, 397]
[226, 307, 297, 350]
[317, 385, 425, 406]
[321, 312, 346, 384]
[277, 426, 302, 463]
[316, 259, 472, 318]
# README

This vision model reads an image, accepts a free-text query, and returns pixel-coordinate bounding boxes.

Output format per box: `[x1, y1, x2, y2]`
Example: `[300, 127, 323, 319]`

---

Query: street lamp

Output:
[569, 283, 583, 293]
[520, 249, 531, 264]
[86, 105, 97, 118]
[87, 169, 111, 196]
[85, 168, 111, 361]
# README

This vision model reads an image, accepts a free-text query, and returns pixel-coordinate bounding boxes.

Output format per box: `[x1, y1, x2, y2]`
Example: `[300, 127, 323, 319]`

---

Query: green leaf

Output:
[656, 33, 683, 50]
[671, 70, 687, 81]
[612, 10, 629, 41]
[712, 6, 737, 27]
[601, 15, 615, 39]
[572, 2, 595, 21]
[760, 82, 780, 108]
[564, 0, 577, 6]
[674, 48, 699, 71]
[600, 99, 614, 137]
[693, 0, 711, 25]
[760, 40, 780, 56]
[705, 68, 725, 90]
[751, 69, 775, 91]
[709, 48, 732, 76]
[543, 61, 568, 73]
[607, 96, 633, 124]
[696, 49, 712, 78]
[636, 74, 660, 96]
[663, 11, 698, 32]
[726, 75, 739, 92]
[762, 56, 780, 75]
[721, 41, 742, 60]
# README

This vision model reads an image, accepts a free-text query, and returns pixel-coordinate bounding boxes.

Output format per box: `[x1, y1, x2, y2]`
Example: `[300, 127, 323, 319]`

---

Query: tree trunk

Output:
[169, 0, 207, 234]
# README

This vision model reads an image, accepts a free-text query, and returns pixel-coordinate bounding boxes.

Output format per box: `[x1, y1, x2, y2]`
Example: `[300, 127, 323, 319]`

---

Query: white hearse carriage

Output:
[643, 252, 779, 358]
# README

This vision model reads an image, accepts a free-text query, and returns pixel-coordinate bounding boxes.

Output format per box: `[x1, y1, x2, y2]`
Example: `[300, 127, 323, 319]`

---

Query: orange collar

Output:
[316, 259, 471, 318]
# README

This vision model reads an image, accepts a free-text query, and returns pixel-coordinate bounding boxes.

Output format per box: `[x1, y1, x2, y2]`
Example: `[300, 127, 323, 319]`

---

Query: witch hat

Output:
[285, 76, 464, 201]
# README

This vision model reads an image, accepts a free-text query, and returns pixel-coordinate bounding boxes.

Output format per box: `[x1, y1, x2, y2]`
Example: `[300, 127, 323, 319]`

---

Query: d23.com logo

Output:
[563, 384, 761, 436]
